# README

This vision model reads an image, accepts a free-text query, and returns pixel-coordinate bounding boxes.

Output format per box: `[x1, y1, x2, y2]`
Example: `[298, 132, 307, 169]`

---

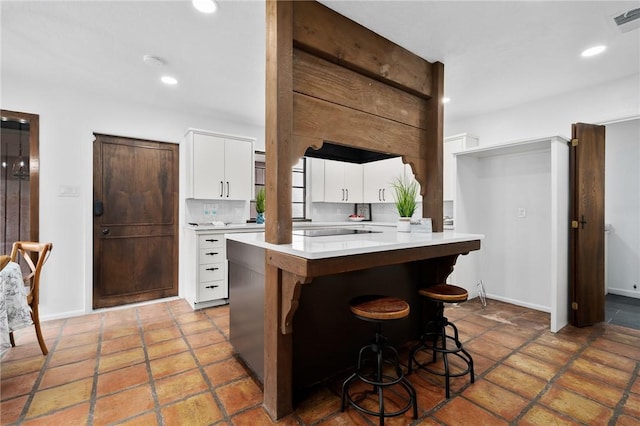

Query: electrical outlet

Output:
[517, 207, 526, 218]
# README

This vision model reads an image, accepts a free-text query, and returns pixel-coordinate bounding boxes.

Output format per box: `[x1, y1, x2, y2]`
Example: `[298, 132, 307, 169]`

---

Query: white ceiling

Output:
[2, 1, 639, 127]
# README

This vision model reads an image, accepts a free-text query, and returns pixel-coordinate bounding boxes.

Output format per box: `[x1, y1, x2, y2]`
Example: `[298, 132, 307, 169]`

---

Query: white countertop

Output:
[185, 221, 396, 232]
[225, 227, 484, 260]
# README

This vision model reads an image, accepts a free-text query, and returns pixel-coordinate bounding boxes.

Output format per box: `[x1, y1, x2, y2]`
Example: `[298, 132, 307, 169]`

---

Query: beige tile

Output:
[21, 402, 90, 426]
[568, 357, 632, 389]
[161, 393, 223, 425]
[98, 347, 146, 374]
[155, 369, 209, 405]
[434, 396, 508, 425]
[146, 337, 189, 360]
[48, 342, 98, 368]
[0, 394, 29, 424]
[38, 358, 96, 390]
[520, 342, 573, 366]
[184, 328, 225, 349]
[504, 353, 561, 381]
[555, 370, 625, 407]
[484, 365, 547, 400]
[149, 351, 198, 380]
[0, 356, 45, 380]
[1, 371, 39, 400]
[100, 333, 143, 355]
[463, 380, 529, 421]
[26, 377, 93, 419]
[215, 377, 262, 416]
[193, 341, 234, 366]
[517, 404, 581, 426]
[93, 384, 155, 426]
[204, 357, 249, 386]
[96, 363, 150, 397]
[143, 326, 182, 345]
[539, 385, 613, 424]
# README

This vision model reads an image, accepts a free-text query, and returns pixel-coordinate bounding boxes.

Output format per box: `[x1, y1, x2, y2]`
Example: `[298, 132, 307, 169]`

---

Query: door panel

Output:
[569, 123, 605, 327]
[93, 134, 179, 309]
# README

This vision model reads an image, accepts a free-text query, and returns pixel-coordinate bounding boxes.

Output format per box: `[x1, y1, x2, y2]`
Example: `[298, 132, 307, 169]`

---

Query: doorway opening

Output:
[0, 110, 39, 253]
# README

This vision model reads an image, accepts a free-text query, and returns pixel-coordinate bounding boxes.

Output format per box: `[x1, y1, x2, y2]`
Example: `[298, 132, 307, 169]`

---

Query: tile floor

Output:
[606, 294, 640, 330]
[1, 298, 639, 425]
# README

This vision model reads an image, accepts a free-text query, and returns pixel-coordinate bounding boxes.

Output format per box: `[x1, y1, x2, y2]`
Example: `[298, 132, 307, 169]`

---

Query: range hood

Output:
[304, 142, 397, 164]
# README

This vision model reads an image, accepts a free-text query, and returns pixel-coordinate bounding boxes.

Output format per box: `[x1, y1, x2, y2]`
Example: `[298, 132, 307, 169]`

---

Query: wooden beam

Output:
[293, 93, 426, 158]
[265, 0, 293, 245]
[293, 49, 428, 130]
[293, 1, 434, 99]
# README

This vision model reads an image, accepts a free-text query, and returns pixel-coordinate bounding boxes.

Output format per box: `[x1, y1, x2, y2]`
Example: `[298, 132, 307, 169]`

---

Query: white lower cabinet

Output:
[183, 229, 233, 309]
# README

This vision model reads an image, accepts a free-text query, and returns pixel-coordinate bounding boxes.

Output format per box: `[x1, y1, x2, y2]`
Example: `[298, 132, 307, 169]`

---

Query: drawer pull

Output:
[205, 284, 219, 289]
[205, 252, 219, 256]
[205, 239, 219, 243]
[205, 267, 220, 271]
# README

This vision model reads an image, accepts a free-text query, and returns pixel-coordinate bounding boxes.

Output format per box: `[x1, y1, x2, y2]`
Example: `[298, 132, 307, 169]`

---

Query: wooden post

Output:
[264, 0, 294, 420]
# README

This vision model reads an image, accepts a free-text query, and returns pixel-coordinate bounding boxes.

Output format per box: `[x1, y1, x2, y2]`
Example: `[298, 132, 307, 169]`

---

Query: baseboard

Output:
[484, 293, 551, 313]
[607, 288, 640, 299]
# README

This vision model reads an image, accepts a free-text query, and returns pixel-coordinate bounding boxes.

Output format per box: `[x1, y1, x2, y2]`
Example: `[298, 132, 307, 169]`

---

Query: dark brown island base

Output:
[226, 228, 482, 419]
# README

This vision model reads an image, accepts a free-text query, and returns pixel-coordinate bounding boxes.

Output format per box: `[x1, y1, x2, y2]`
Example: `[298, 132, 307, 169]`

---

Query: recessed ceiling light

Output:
[192, 0, 218, 14]
[161, 76, 178, 85]
[581, 45, 607, 57]
[442, 97, 451, 104]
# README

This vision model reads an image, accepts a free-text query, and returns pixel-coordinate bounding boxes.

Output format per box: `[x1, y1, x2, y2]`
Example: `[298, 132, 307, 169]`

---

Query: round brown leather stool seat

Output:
[341, 295, 417, 425]
[408, 284, 474, 398]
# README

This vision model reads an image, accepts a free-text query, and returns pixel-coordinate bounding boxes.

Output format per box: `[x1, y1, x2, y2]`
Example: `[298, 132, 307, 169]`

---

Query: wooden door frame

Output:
[1, 109, 40, 242]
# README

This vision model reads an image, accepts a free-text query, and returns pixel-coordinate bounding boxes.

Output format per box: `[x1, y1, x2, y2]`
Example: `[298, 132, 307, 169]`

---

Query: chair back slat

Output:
[10, 241, 53, 299]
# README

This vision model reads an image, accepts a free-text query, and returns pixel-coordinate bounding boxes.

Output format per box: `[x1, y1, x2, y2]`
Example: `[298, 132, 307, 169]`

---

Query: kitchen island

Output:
[226, 227, 482, 418]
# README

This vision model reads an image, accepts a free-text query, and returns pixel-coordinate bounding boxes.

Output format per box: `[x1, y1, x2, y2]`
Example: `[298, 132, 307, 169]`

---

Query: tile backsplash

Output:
[186, 199, 249, 224]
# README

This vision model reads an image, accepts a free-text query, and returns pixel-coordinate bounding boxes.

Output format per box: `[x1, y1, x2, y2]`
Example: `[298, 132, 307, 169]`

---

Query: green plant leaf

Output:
[391, 176, 418, 218]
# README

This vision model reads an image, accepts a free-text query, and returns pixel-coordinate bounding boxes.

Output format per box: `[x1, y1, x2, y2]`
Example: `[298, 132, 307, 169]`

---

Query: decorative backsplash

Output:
[185, 199, 249, 224]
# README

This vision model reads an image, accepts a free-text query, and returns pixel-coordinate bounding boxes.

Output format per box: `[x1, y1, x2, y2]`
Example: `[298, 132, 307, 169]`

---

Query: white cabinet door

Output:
[193, 134, 225, 199]
[324, 160, 347, 202]
[321, 160, 363, 203]
[224, 139, 253, 200]
[343, 162, 363, 203]
[363, 157, 404, 203]
[188, 131, 254, 200]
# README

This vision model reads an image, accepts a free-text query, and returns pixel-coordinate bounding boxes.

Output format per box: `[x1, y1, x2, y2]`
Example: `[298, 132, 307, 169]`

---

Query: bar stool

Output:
[341, 295, 418, 425]
[408, 284, 474, 398]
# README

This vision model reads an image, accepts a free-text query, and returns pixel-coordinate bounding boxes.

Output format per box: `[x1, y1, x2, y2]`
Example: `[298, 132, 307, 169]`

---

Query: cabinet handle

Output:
[205, 267, 220, 271]
[378, 188, 382, 201]
[205, 284, 219, 289]
[205, 239, 219, 243]
[226, 181, 230, 198]
[345, 188, 349, 201]
[382, 188, 385, 201]
[205, 252, 219, 256]
[341, 188, 345, 201]
[220, 181, 224, 197]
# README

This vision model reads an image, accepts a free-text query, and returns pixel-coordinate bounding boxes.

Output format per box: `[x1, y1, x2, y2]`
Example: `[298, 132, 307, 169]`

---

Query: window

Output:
[250, 153, 307, 221]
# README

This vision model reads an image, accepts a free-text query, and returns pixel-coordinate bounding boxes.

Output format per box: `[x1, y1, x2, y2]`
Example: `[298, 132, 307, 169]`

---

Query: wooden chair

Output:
[9, 241, 53, 355]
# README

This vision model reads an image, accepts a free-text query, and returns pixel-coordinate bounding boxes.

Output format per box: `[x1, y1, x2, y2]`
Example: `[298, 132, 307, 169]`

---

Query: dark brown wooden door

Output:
[93, 134, 179, 309]
[569, 123, 605, 327]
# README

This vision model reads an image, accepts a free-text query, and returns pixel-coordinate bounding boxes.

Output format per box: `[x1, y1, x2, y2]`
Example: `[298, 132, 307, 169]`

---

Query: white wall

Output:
[446, 74, 640, 146]
[2, 76, 265, 320]
[605, 118, 640, 298]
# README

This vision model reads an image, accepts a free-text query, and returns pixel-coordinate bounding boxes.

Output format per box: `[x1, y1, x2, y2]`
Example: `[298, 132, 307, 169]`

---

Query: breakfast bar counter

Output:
[225, 227, 483, 418]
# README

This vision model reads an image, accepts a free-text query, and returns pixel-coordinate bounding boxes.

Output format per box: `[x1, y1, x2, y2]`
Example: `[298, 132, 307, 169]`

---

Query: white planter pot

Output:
[397, 217, 411, 232]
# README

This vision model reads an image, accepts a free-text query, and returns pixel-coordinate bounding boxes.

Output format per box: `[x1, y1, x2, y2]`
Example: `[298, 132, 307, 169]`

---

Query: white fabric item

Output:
[1, 262, 33, 358]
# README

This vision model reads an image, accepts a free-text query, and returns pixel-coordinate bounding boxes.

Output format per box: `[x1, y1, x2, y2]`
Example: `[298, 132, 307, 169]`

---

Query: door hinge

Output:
[571, 302, 578, 310]
[571, 220, 579, 229]
[570, 138, 579, 147]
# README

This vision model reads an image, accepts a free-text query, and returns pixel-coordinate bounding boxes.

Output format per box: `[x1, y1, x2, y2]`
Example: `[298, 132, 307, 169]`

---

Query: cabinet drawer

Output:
[198, 280, 227, 301]
[199, 248, 224, 264]
[199, 235, 224, 248]
[199, 263, 225, 281]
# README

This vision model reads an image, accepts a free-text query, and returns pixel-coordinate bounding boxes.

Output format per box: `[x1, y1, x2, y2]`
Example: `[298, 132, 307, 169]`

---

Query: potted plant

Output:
[255, 187, 266, 224]
[391, 176, 418, 232]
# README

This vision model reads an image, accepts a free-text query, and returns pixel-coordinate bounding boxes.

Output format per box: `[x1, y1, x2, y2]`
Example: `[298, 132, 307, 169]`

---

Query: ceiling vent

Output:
[613, 8, 640, 33]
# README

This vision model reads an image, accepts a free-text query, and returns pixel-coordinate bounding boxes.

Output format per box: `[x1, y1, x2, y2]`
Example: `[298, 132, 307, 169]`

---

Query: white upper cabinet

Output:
[363, 157, 405, 203]
[444, 133, 479, 201]
[184, 129, 254, 200]
[310, 158, 363, 203]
